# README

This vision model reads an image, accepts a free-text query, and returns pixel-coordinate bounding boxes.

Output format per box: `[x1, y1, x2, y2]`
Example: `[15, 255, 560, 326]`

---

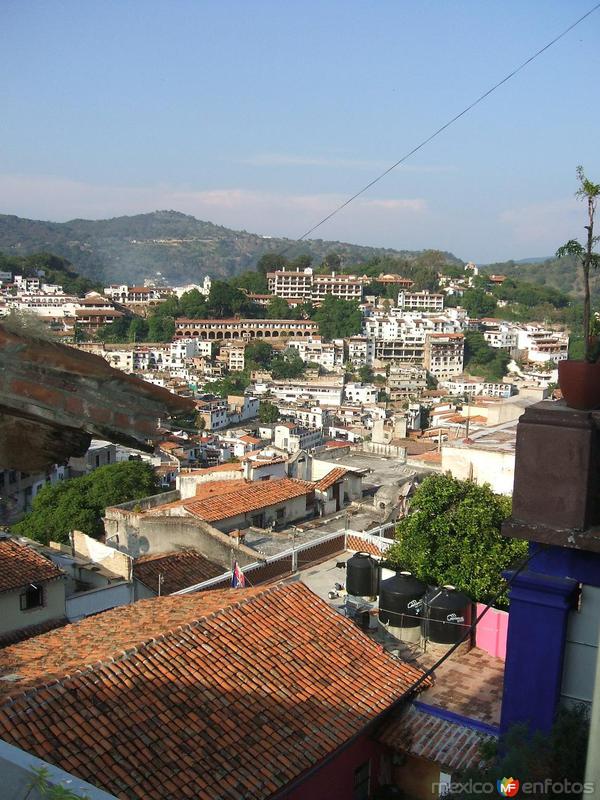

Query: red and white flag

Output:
[231, 561, 246, 588]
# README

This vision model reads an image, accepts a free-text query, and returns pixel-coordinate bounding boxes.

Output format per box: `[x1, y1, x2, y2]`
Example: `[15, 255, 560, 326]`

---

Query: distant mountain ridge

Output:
[0, 211, 462, 285]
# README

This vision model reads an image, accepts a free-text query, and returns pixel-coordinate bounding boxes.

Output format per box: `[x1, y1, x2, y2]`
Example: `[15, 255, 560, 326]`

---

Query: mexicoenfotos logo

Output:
[497, 778, 520, 797]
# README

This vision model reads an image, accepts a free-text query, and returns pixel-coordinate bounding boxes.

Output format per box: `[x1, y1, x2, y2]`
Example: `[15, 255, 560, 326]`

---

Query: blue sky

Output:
[1, 0, 599, 262]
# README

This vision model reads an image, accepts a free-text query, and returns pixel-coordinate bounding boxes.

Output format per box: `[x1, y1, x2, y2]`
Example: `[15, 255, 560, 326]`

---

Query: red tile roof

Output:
[378, 705, 495, 771]
[133, 550, 225, 594]
[0, 538, 64, 593]
[0, 582, 427, 800]
[184, 477, 314, 522]
[315, 467, 347, 492]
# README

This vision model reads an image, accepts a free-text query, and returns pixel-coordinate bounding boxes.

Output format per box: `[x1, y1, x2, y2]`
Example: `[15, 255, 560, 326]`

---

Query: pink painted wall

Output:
[284, 733, 390, 800]
[475, 603, 508, 660]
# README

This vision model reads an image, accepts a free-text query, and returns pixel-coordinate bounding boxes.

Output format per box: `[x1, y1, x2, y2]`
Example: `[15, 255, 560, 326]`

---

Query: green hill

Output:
[480, 254, 588, 297]
[0, 211, 462, 285]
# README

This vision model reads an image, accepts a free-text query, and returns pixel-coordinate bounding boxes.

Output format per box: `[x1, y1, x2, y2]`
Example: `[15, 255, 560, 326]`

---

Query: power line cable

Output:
[288, 3, 600, 246]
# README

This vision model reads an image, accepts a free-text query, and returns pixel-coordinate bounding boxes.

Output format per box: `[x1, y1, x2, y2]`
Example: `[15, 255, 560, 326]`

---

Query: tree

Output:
[266, 296, 293, 319]
[148, 314, 175, 342]
[257, 252, 288, 276]
[258, 400, 280, 423]
[207, 281, 245, 317]
[358, 365, 374, 383]
[463, 331, 510, 381]
[290, 254, 312, 271]
[178, 289, 207, 318]
[230, 270, 268, 294]
[462, 288, 497, 318]
[556, 166, 600, 361]
[385, 474, 525, 608]
[245, 340, 274, 369]
[448, 705, 589, 799]
[270, 348, 305, 379]
[13, 461, 159, 544]
[313, 296, 362, 340]
[323, 252, 341, 271]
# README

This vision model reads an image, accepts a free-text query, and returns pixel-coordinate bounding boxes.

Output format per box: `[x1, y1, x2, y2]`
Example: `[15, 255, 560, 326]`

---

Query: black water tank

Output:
[423, 585, 472, 644]
[346, 552, 378, 597]
[379, 571, 427, 629]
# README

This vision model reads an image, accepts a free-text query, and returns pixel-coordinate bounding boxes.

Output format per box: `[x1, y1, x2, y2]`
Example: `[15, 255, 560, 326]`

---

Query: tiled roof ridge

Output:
[1, 584, 286, 707]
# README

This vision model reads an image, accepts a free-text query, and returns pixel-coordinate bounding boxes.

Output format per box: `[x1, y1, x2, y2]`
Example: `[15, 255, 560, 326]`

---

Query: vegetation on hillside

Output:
[463, 331, 511, 382]
[0, 251, 100, 295]
[12, 461, 158, 544]
[386, 475, 525, 608]
[0, 211, 462, 286]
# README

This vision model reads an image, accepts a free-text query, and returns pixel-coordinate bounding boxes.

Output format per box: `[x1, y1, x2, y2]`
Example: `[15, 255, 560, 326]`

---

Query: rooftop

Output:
[183, 477, 314, 522]
[0, 582, 427, 800]
[133, 549, 225, 594]
[0, 537, 64, 594]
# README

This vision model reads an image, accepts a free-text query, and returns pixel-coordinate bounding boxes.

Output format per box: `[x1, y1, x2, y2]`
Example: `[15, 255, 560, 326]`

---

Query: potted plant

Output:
[555, 166, 600, 409]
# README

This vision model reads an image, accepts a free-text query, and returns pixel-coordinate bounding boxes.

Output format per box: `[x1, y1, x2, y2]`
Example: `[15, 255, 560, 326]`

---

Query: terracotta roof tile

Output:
[133, 550, 225, 594]
[379, 705, 495, 771]
[0, 538, 64, 593]
[315, 467, 347, 492]
[0, 582, 427, 800]
[184, 477, 314, 522]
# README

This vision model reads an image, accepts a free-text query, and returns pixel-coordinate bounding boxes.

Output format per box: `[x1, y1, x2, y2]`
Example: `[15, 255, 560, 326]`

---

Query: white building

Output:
[286, 336, 344, 370]
[344, 382, 378, 405]
[273, 423, 323, 453]
[397, 290, 444, 312]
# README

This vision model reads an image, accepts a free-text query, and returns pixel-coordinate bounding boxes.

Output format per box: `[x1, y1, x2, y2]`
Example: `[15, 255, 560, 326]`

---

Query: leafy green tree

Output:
[203, 373, 250, 398]
[178, 289, 207, 318]
[266, 296, 293, 319]
[230, 270, 268, 294]
[463, 331, 510, 381]
[13, 461, 159, 544]
[147, 314, 175, 342]
[556, 165, 600, 361]
[207, 281, 244, 317]
[448, 705, 589, 799]
[290, 254, 313, 270]
[258, 400, 280, 423]
[386, 474, 525, 608]
[323, 252, 341, 271]
[358, 365, 374, 383]
[462, 288, 497, 318]
[256, 252, 288, 276]
[128, 316, 149, 342]
[270, 348, 305, 379]
[245, 340, 274, 369]
[313, 296, 362, 340]
[98, 315, 131, 343]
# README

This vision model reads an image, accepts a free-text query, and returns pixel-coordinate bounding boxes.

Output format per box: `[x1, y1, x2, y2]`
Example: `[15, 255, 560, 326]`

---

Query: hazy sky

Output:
[1, 1, 599, 263]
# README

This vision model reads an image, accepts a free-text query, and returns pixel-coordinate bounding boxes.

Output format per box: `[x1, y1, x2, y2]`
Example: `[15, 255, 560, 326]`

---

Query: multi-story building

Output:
[480, 319, 518, 350]
[515, 325, 569, 364]
[423, 333, 465, 379]
[311, 273, 363, 302]
[253, 377, 345, 406]
[224, 345, 246, 372]
[348, 336, 375, 367]
[397, 290, 444, 312]
[286, 336, 344, 370]
[75, 307, 125, 335]
[175, 318, 318, 341]
[387, 364, 428, 400]
[344, 382, 378, 405]
[267, 268, 364, 303]
[273, 422, 323, 453]
[439, 377, 514, 399]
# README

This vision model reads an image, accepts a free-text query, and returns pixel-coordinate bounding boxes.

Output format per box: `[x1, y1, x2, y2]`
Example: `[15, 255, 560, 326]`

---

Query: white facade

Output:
[397, 290, 444, 311]
[344, 382, 378, 405]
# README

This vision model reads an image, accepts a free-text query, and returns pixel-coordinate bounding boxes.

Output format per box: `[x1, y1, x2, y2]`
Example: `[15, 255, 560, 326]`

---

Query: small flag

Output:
[231, 561, 246, 588]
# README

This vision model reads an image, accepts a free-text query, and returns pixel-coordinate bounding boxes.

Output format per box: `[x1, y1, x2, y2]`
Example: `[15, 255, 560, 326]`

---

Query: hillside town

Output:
[3, 2, 600, 796]
[1, 244, 594, 797]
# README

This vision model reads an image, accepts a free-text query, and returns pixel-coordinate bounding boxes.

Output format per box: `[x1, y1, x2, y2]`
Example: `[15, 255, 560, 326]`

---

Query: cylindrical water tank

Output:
[422, 585, 472, 652]
[346, 552, 378, 597]
[379, 571, 427, 643]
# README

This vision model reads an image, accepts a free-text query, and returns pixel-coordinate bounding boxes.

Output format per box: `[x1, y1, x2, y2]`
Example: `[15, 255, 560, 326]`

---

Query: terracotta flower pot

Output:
[558, 359, 600, 410]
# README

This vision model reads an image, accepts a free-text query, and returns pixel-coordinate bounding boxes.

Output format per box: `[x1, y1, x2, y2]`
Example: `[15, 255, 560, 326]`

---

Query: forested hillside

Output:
[0, 211, 462, 286]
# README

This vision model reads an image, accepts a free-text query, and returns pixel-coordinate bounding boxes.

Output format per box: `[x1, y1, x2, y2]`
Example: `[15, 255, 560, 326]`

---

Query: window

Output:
[20, 584, 44, 611]
[353, 761, 370, 800]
